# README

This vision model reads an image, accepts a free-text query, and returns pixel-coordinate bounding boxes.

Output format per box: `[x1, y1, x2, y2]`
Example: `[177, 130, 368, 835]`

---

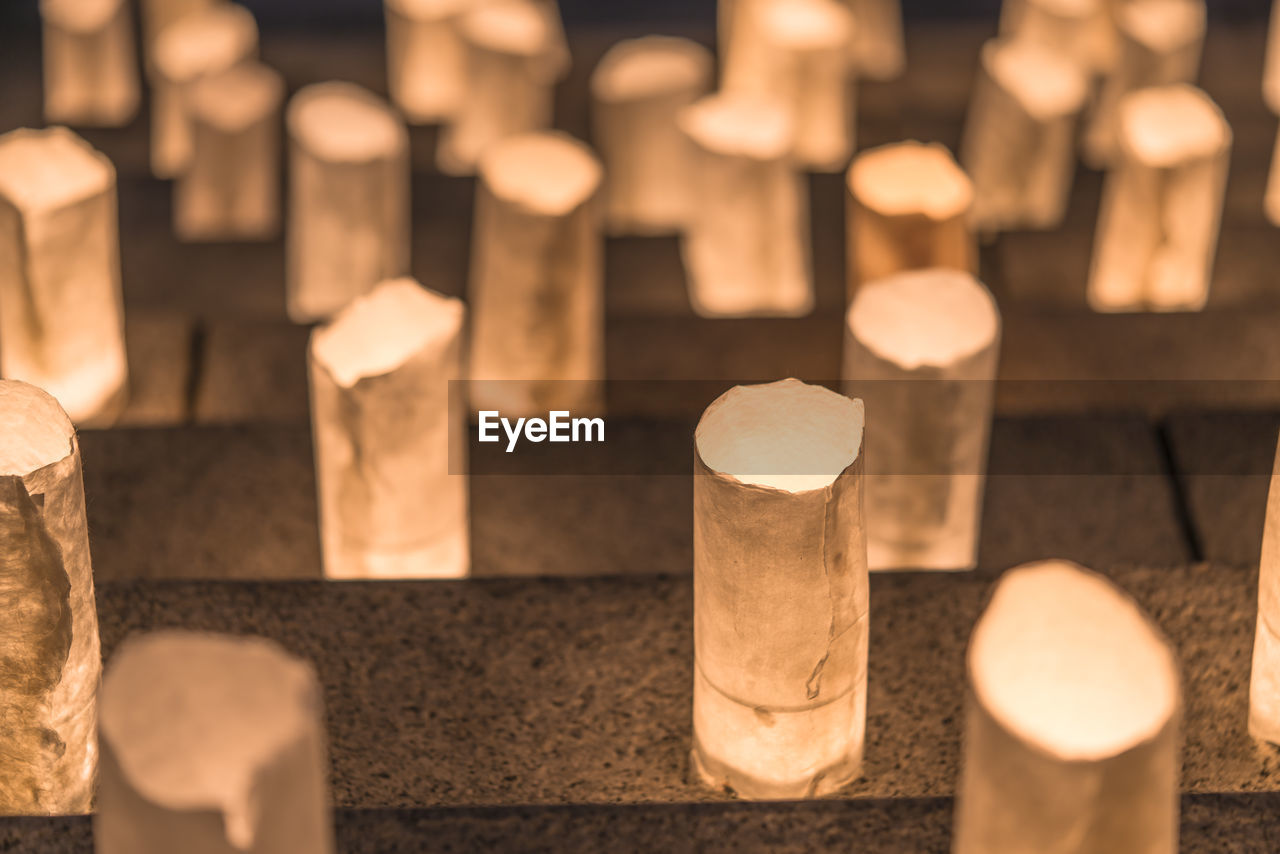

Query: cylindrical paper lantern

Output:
[468, 132, 604, 416]
[40, 0, 140, 127]
[0, 127, 128, 425]
[692, 378, 868, 799]
[286, 82, 410, 324]
[844, 268, 1000, 571]
[384, 0, 472, 124]
[436, 0, 557, 176]
[590, 36, 713, 234]
[845, 140, 976, 299]
[1087, 83, 1230, 312]
[0, 379, 101, 814]
[954, 560, 1181, 854]
[1250, 433, 1280, 743]
[678, 95, 812, 317]
[95, 631, 335, 854]
[1083, 0, 1205, 167]
[755, 0, 856, 172]
[175, 61, 284, 241]
[149, 3, 258, 178]
[960, 37, 1088, 233]
[309, 277, 468, 579]
[138, 0, 215, 68]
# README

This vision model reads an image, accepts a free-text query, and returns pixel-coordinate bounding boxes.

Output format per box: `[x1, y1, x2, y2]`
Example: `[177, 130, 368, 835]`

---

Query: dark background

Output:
[0, 0, 1273, 30]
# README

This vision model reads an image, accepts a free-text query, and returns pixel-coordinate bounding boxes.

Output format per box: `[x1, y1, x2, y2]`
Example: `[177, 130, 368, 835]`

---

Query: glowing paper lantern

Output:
[754, 0, 856, 172]
[1265, 0, 1280, 114]
[961, 37, 1088, 234]
[590, 36, 713, 234]
[1268, 126, 1280, 228]
[0, 127, 128, 425]
[309, 278, 468, 580]
[692, 378, 868, 798]
[1083, 0, 1205, 167]
[286, 82, 410, 324]
[845, 141, 976, 299]
[1250, 434, 1280, 743]
[844, 268, 1000, 571]
[40, 0, 140, 126]
[1087, 84, 1230, 312]
[175, 62, 284, 241]
[954, 560, 1180, 854]
[149, 3, 257, 178]
[678, 95, 812, 317]
[1000, 0, 1115, 74]
[384, 0, 472, 124]
[138, 0, 215, 67]
[0, 379, 101, 814]
[468, 132, 604, 416]
[95, 632, 335, 853]
[436, 0, 559, 176]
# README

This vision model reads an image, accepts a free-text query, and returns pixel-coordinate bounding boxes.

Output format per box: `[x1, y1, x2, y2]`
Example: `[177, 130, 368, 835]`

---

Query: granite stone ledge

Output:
[4, 794, 1280, 852]
[75, 414, 1187, 581]
[74, 560, 1271, 810]
[193, 320, 312, 423]
[118, 311, 193, 427]
[78, 425, 322, 581]
[193, 308, 1280, 425]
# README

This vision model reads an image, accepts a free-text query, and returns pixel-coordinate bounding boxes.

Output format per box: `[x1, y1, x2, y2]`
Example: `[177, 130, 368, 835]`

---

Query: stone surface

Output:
[95, 631, 334, 854]
[6, 793, 1280, 852]
[0, 559, 1243, 810]
[193, 321, 311, 422]
[118, 312, 193, 427]
[77, 425, 322, 581]
[74, 413, 1189, 583]
[1163, 411, 1280, 565]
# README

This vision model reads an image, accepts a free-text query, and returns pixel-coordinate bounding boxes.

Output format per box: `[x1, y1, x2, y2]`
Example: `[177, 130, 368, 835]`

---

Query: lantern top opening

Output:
[758, 0, 854, 50]
[1119, 0, 1205, 51]
[1024, 0, 1099, 20]
[969, 560, 1179, 761]
[848, 141, 972, 220]
[385, 0, 470, 20]
[480, 132, 603, 215]
[189, 63, 284, 131]
[849, 269, 998, 370]
[459, 0, 551, 57]
[39, 0, 124, 31]
[312, 278, 463, 387]
[288, 83, 406, 163]
[591, 37, 711, 102]
[100, 631, 320, 849]
[0, 380, 75, 476]
[0, 127, 112, 213]
[985, 38, 1089, 119]
[1120, 84, 1229, 167]
[153, 4, 257, 83]
[696, 379, 864, 493]
[679, 95, 793, 160]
